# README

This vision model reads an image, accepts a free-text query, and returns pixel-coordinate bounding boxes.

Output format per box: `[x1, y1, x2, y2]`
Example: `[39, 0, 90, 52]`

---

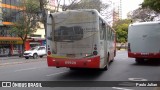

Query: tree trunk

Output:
[19, 40, 25, 57]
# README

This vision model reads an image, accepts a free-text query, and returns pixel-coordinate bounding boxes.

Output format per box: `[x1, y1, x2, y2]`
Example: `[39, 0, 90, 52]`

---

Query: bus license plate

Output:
[66, 54, 75, 57]
[65, 61, 76, 65]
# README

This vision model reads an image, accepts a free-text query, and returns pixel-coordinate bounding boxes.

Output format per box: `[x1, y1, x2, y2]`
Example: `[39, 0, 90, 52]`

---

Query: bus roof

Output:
[49, 9, 115, 33]
[129, 21, 160, 26]
[50, 9, 99, 16]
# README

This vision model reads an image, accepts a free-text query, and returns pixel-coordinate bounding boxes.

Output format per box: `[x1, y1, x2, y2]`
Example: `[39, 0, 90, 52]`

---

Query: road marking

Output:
[121, 57, 128, 59]
[0, 59, 45, 67]
[14, 67, 46, 72]
[46, 71, 68, 76]
[128, 78, 148, 81]
[112, 87, 133, 90]
[118, 82, 136, 87]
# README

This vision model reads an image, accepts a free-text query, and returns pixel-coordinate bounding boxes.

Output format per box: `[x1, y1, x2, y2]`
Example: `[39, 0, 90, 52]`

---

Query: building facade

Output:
[0, 0, 23, 56]
[0, 0, 57, 56]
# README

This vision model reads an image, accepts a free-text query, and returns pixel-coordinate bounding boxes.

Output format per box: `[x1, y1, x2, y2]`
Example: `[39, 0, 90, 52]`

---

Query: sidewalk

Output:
[0, 56, 46, 66]
[0, 56, 21, 60]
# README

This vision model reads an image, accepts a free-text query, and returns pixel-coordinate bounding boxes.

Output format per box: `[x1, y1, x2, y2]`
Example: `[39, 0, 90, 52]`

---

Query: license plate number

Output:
[65, 61, 76, 64]
[66, 54, 75, 57]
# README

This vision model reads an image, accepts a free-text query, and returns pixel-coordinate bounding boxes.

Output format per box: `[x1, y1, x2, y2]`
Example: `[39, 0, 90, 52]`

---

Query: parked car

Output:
[23, 46, 46, 59]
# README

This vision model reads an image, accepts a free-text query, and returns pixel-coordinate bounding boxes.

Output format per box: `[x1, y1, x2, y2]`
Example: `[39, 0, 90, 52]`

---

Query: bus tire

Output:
[102, 54, 109, 71]
[135, 58, 144, 64]
[69, 68, 77, 70]
[103, 65, 108, 71]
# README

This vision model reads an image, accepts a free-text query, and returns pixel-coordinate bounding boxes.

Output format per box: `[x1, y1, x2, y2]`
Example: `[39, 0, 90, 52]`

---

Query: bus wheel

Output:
[135, 58, 144, 64]
[69, 68, 77, 70]
[103, 65, 108, 71]
[103, 55, 109, 71]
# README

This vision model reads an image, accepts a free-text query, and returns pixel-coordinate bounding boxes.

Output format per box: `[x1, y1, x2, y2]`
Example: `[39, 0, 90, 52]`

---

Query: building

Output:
[25, 22, 46, 50]
[25, 0, 58, 50]
[112, 0, 122, 23]
[0, 0, 23, 56]
[0, 0, 60, 56]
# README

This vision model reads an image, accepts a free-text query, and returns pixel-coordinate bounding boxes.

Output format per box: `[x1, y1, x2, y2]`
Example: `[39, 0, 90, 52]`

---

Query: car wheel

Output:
[33, 53, 38, 59]
[40, 56, 43, 58]
[25, 57, 29, 59]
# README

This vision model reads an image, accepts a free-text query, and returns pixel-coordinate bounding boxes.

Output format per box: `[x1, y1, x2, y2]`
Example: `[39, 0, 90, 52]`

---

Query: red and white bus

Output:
[46, 9, 116, 70]
[128, 21, 160, 63]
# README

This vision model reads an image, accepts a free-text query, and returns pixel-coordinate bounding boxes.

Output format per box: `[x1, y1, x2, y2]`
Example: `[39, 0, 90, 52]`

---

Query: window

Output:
[38, 47, 45, 50]
[102, 23, 106, 40]
[54, 26, 83, 42]
[30, 34, 41, 37]
[99, 18, 104, 40]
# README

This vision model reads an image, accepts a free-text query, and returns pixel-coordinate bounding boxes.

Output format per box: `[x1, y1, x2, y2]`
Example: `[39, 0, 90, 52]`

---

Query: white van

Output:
[128, 22, 160, 63]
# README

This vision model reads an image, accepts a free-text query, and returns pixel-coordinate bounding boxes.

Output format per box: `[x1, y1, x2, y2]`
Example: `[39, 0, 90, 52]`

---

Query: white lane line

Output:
[128, 78, 148, 81]
[14, 67, 46, 72]
[112, 87, 133, 90]
[46, 71, 68, 76]
[117, 53, 127, 56]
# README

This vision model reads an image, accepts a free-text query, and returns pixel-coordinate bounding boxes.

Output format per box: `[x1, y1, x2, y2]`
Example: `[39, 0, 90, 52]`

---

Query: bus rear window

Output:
[54, 26, 83, 42]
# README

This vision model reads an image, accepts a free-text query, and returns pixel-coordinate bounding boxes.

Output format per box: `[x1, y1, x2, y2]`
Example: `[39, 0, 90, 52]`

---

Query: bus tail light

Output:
[128, 43, 131, 52]
[48, 51, 51, 55]
[94, 47, 97, 50]
[93, 44, 98, 55]
[48, 45, 51, 55]
[93, 51, 98, 55]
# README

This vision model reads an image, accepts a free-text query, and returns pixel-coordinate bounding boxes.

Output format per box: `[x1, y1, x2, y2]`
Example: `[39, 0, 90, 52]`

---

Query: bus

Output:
[46, 9, 116, 70]
[128, 21, 160, 63]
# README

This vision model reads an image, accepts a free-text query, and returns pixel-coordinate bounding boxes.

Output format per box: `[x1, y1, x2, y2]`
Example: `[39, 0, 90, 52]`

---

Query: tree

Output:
[128, 8, 159, 22]
[38, 0, 81, 38]
[10, 0, 40, 55]
[141, 0, 160, 13]
[65, 0, 111, 22]
[112, 19, 131, 49]
[66, 0, 101, 11]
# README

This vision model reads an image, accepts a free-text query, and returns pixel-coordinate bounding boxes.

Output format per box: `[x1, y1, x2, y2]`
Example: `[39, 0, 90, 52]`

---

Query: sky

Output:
[51, 0, 144, 19]
[120, 0, 144, 19]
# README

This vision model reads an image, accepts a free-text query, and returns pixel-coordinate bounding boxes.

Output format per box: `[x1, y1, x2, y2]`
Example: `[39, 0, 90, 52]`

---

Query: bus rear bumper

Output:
[128, 52, 160, 59]
[47, 56, 100, 69]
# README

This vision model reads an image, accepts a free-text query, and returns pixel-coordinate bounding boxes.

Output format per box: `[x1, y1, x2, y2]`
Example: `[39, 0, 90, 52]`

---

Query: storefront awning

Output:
[0, 37, 23, 44]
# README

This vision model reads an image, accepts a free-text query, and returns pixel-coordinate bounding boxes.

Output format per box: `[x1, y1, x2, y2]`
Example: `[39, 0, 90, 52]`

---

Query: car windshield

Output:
[30, 47, 39, 50]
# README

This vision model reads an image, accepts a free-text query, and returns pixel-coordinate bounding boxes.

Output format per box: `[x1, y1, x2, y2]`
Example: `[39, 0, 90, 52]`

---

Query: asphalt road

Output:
[0, 50, 160, 90]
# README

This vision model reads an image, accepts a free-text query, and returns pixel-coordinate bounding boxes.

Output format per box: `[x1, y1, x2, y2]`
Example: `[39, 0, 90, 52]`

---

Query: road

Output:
[0, 51, 160, 90]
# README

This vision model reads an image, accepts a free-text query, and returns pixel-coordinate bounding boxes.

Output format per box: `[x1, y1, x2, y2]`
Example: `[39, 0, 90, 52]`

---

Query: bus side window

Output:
[99, 18, 104, 40]
[109, 29, 111, 41]
[102, 23, 106, 40]
[107, 28, 110, 40]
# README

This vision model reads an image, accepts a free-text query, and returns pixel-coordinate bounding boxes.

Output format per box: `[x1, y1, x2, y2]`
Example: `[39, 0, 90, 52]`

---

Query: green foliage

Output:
[66, 0, 108, 12]
[11, 0, 40, 39]
[10, 0, 40, 53]
[129, 8, 158, 22]
[112, 19, 131, 43]
[142, 0, 160, 13]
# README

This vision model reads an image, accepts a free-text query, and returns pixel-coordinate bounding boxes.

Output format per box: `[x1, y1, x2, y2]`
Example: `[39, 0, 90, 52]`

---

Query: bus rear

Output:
[46, 10, 101, 69]
[128, 22, 160, 62]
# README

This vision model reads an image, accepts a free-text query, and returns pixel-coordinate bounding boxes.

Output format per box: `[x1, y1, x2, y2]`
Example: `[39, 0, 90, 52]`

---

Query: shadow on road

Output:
[53, 69, 105, 81]
[132, 59, 160, 66]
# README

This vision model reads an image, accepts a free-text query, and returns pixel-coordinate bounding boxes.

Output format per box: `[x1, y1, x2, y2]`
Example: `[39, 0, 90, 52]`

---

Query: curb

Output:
[0, 57, 23, 60]
[0, 59, 46, 66]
